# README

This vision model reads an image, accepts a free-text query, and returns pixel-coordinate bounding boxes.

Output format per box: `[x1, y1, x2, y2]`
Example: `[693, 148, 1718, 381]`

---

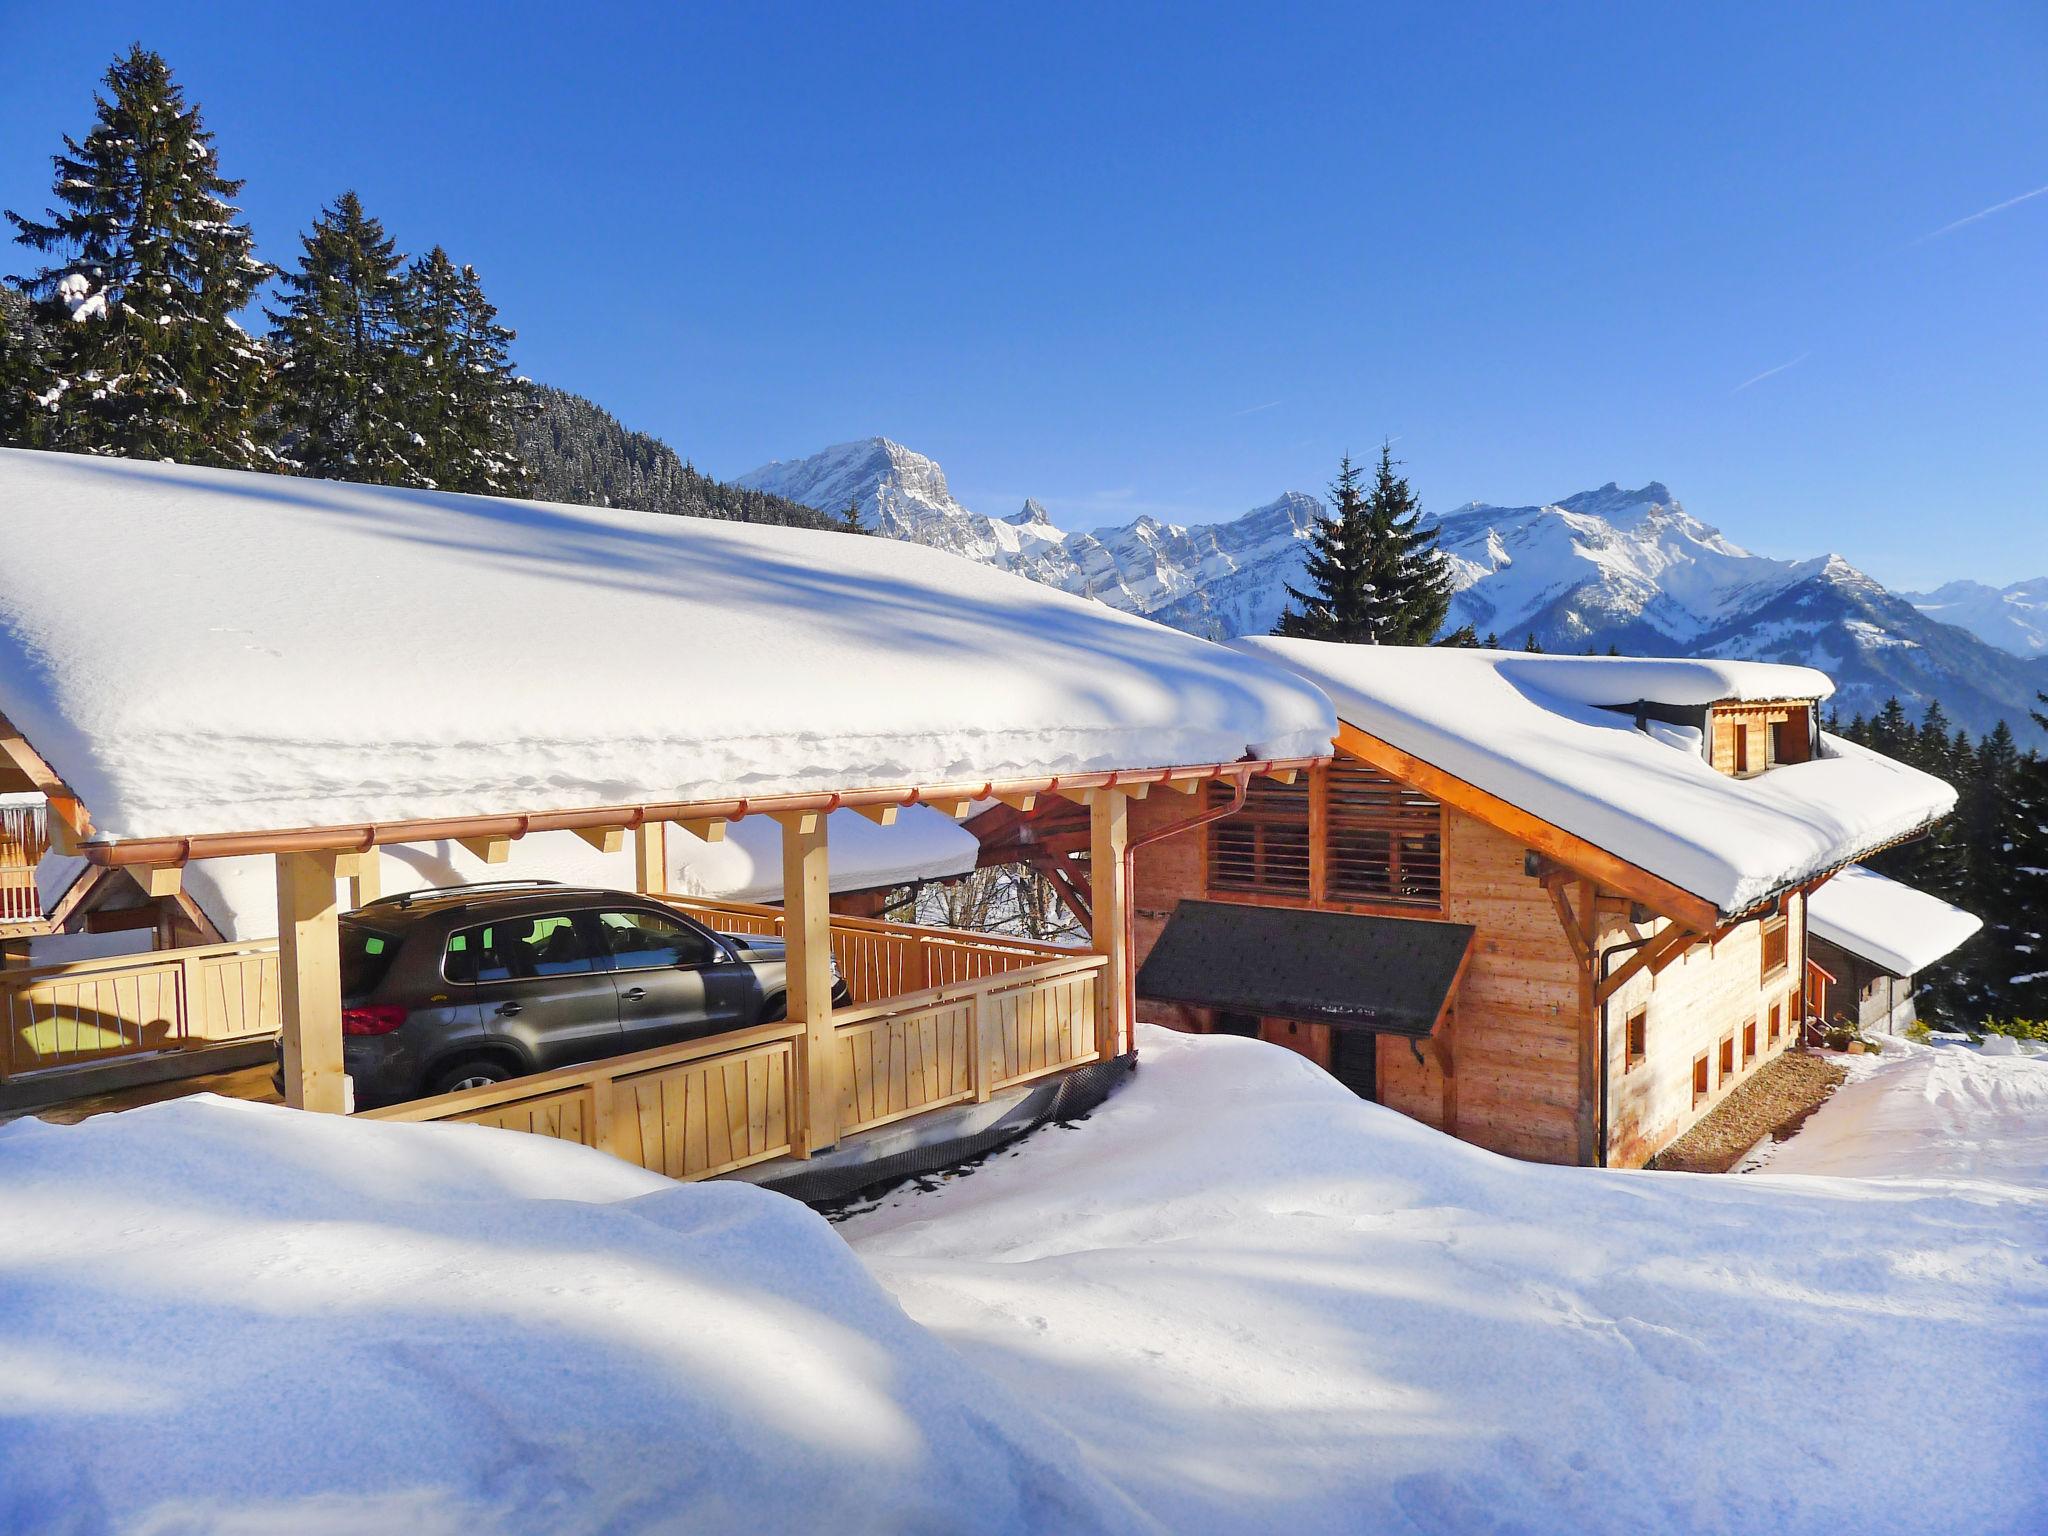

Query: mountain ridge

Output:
[738, 438, 2048, 743]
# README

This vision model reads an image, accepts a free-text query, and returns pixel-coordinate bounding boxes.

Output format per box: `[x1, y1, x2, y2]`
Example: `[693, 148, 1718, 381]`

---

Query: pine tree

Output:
[0, 284, 52, 446]
[1358, 443, 1452, 644]
[1868, 697, 1913, 761]
[1275, 444, 1451, 644]
[267, 192, 414, 482]
[838, 495, 867, 534]
[5, 46, 273, 465]
[1436, 622, 1480, 647]
[1275, 453, 1371, 640]
[1523, 632, 1543, 652]
[1961, 722, 2030, 1020]
[400, 247, 523, 494]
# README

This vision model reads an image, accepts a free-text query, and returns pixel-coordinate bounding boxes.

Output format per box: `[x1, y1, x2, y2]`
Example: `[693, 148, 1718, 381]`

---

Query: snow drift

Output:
[846, 1027, 2048, 1536]
[0, 1097, 1148, 1535]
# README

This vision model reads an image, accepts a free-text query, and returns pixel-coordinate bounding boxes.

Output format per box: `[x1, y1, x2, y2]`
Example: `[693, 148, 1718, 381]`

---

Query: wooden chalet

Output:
[974, 643, 1963, 1168]
[0, 448, 1336, 1186]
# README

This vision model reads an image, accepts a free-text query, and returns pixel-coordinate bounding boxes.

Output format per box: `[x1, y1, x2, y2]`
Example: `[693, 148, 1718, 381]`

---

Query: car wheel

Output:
[760, 992, 787, 1023]
[428, 1057, 515, 1096]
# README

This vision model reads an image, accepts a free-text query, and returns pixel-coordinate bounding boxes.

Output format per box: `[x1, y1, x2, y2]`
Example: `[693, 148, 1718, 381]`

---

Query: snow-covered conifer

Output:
[5, 46, 273, 465]
[399, 248, 524, 494]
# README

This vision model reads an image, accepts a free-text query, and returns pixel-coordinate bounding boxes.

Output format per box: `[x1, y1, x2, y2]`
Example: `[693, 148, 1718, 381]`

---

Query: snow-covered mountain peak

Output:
[736, 437, 2045, 741]
[1555, 480, 1678, 522]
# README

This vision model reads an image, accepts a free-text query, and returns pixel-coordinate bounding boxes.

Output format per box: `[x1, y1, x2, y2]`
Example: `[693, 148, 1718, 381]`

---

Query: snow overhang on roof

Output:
[1231, 639, 1957, 919]
[1807, 864, 1983, 977]
[0, 450, 1336, 847]
[175, 809, 979, 942]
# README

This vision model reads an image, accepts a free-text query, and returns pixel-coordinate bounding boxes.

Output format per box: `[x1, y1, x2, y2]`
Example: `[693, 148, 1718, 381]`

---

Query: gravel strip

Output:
[1646, 1050, 1849, 1173]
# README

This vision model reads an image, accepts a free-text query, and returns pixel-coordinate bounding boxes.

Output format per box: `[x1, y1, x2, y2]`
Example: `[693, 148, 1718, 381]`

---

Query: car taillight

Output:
[342, 1004, 408, 1036]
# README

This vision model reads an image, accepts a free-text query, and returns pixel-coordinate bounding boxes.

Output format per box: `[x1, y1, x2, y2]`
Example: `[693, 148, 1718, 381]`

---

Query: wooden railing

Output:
[1, 899, 1093, 1147]
[0, 939, 280, 1080]
[659, 894, 1075, 1005]
[0, 863, 41, 925]
[363, 1018, 808, 1180]
[833, 952, 1106, 1136]
[365, 953, 1109, 1180]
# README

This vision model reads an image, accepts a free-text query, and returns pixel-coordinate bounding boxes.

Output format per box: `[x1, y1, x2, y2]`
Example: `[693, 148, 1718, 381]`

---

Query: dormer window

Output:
[1710, 701, 1813, 778]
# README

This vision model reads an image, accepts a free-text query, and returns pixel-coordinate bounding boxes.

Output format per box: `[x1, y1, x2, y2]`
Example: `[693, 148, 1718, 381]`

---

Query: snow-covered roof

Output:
[0, 450, 1335, 844]
[167, 808, 978, 942]
[1807, 864, 1982, 977]
[1232, 640, 1956, 917]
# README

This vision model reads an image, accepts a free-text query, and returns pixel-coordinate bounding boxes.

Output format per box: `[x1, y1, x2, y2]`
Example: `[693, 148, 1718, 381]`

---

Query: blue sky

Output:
[3, 1, 2042, 587]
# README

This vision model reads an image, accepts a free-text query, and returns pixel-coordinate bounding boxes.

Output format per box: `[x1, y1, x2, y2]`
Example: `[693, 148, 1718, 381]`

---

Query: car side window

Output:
[445, 914, 597, 984]
[595, 909, 716, 971]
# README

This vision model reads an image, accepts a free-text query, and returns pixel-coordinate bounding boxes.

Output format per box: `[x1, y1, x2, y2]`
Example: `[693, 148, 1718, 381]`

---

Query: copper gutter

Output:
[79, 758, 1325, 868]
[1116, 770, 1254, 1058]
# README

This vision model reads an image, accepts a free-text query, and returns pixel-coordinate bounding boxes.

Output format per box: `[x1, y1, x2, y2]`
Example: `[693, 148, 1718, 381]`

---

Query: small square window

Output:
[1625, 1007, 1648, 1071]
[1743, 1018, 1757, 1064]
[1693, 1053, 1710, 1106]
[1768, 1002, 1782, 1044]
[1719, 1034, 1735, 1080]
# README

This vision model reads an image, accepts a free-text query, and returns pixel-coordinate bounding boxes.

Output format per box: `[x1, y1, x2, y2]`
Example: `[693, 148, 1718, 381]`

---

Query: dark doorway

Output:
[1329, 1029, 1377, 1102]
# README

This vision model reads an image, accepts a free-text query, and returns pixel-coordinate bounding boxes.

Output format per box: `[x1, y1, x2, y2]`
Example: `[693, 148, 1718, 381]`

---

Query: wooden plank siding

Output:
[1131, 746, 1813, 1168]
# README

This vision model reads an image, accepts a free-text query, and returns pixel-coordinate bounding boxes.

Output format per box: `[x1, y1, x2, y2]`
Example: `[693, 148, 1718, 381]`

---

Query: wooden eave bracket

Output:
[1597, 923, 1702, 1004]
[1549, 881, 1592, 967]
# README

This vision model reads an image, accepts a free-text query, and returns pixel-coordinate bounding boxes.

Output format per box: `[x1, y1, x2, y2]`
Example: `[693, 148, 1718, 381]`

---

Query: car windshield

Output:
[341, 922, 402, 999]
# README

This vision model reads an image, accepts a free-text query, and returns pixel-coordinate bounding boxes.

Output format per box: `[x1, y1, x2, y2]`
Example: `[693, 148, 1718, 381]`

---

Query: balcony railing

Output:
[0, 939, 280, 1080]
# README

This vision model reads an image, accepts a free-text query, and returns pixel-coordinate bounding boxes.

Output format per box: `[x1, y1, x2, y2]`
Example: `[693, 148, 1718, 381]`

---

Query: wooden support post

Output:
[345, 848, 383, 908]
[276, 850, 347, 1114]
[780, 811, 836, 1155]
[1089, 788, 1130, 1061]
[633, 820, 666, 896]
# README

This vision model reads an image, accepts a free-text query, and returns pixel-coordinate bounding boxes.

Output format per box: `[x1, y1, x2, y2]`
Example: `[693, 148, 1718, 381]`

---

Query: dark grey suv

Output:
[286, 881, 848, 1109]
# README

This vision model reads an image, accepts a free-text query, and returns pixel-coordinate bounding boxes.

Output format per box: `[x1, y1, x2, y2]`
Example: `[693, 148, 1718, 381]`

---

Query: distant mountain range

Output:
[739, 438, 2048, 744]
[1899, 578, 2048, 659]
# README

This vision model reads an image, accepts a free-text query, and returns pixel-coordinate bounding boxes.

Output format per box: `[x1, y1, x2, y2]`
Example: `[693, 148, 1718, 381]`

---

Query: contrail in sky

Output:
[1917, 182, 2048, 242]
[1732, 352, 1811, 394]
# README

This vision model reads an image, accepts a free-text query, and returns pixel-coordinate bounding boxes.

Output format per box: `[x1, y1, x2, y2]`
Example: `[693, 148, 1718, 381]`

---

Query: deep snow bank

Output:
[845, 1027, 2048, 1536]
[0, 1097, 1149, 1536]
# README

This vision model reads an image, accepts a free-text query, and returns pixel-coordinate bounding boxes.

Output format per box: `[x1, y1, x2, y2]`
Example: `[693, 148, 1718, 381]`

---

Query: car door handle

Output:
[495, 1002, 522, 1018]
[620, 987, 647, 1003]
